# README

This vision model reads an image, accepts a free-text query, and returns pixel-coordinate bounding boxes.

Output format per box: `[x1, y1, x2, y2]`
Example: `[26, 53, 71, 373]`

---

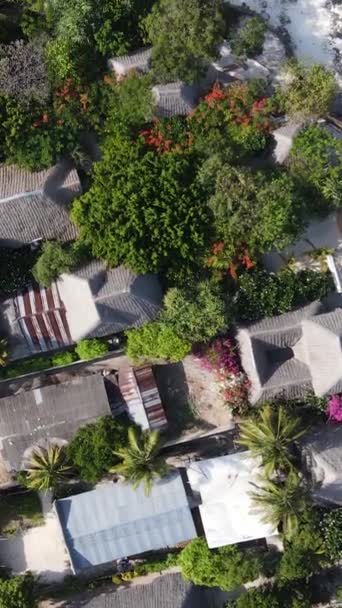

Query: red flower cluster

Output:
[140, 127, 173, 153]
[204, 83, 226, 107]
[207, 242, 255, 279]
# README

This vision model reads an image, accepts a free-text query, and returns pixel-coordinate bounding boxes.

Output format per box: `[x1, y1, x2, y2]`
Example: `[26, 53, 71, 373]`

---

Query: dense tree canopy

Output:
[280, 60, 337, 119]
[208, 165, 308, 262]
[144, 0, 225, 83]
[0, 574, 36, 608]
[72, 135, 211, 273]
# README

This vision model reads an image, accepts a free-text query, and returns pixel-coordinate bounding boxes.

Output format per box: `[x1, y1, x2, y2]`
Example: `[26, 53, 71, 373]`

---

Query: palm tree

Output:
[250, 473, 308, 539]
[24, 443, 74, 491]
[110, 427, 170, 495]
[237, 404, 306, 477]
[0, 338, 8, 367]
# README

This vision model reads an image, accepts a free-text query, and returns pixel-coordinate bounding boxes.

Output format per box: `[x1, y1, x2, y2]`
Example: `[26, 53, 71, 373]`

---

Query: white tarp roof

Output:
[187, 452, 277, 548]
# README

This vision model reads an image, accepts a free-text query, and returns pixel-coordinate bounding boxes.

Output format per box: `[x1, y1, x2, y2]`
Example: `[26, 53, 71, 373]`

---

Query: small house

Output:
[0, 161, 81, 248]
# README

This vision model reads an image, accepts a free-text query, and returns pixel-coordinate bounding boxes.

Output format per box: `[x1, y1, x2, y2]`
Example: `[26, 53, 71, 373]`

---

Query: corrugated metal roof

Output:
[55, 474, 197, 572]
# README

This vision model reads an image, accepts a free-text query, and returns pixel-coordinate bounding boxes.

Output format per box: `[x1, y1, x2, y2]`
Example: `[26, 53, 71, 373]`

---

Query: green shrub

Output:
[178, 538, 263, 591]
[75, 339, 108, 361]
[320, 508, 342, 561]
[51, 351, 79, 367]
[279, 60, 337, 119]
[1, 356, 52, 379]
[234, 267, 333, 323]
[289, 125, 342, 213]
[126, 322, 191, 363]
[336, 587, 342, 599]
[32, 241, 76, 287]
[162, 281, 229, 343]
[230, 17, 267, 57]
[67, 416, 128, 482]
[227, 587, 281, 608]
[0, 573, 36, 608]
[134, 553, 179, 576]
[278, 543, 320, 581]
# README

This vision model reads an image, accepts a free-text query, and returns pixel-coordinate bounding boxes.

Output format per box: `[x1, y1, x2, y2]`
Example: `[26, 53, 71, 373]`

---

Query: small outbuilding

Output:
[302, 425, 342, 506]
[119, 364, 168, 431]
[55, 473, 197, 572]
[186, 452, 277, 548]
[0, 374, 112, 476]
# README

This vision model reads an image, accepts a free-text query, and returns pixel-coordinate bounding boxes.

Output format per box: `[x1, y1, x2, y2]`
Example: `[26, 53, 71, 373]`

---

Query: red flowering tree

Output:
[140, 116, 192, 154]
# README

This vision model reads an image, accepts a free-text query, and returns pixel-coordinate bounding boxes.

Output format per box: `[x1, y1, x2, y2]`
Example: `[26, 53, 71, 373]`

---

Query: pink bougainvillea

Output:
[327, 394, 342, 423]
[194, 337, 250, 414]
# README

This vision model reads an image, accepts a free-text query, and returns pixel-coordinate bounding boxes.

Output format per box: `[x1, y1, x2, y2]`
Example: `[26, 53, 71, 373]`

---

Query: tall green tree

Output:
[162, 281, 229, 343]
[24, 444, 73, 491]
[208, 165, 308, 263]
[250, 473, 308, 539]
[67, 416, 128, 483]
[144, 0, 225, 83]
[72, 135, 210, 274]
[110, 427, 169, 495]
[238, 405, 306, 476]
[32, 241, 75, 287]
[280, 60, 337, 119]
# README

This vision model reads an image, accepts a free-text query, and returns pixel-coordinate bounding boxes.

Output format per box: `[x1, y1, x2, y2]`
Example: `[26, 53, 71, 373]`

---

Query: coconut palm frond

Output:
[24, 443, 73, 491]
[110, 427, 169, 495]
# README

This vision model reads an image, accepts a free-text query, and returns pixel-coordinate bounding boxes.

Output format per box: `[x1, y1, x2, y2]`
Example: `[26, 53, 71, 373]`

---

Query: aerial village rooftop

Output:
[2, 1, 342, 608]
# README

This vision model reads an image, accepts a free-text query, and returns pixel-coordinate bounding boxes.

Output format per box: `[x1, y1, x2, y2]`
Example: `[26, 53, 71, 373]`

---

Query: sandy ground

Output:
[0, 491, 71, 583]
[227, 0, 342, 83]
[154, 355, 235, 442]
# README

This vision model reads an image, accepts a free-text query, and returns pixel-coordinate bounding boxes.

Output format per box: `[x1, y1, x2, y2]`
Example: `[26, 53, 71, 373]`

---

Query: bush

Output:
[32, 241, 76, 287]
[51, 351, 78, 367]
[289, 125, 342, 213]
[226, 584, 314, 608]
[278, 543, 320, 581]
[134, 553, 179, 576]
[227, 587, 281, 608]
[75, 339, 108, 361]
[162, 281, 229, 343]
[280, 60, 337, 119]
[320, 508, 342, 561]
[0, 356, 52, 379]
[126, 322, 191, 363]
[234, 267, 333, 323]
[230, 17, 267, 57]
[178, 538, 263, 591]
[67, 416, 128, 483]
[0, 573, 36, 608]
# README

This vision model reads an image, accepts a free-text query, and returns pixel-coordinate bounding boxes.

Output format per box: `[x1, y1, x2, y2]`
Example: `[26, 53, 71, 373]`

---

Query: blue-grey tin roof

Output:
[55, 473, 197, 571]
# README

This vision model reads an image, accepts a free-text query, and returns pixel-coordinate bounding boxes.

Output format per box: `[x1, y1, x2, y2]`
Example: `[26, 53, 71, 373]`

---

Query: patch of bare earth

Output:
[154, 355, 234, 441]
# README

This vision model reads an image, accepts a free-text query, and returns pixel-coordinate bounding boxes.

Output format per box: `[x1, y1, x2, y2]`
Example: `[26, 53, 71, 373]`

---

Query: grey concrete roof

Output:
[237, 300, 342, 403]
[152, 82, 198, 118]
[58, 572, 223, 608]
[302, 425, 342, 505]
[0, 162, 80, 247]
[55, 474, 197, 572]
[0, 374, 111, 472]
[58, 261, 163, 340]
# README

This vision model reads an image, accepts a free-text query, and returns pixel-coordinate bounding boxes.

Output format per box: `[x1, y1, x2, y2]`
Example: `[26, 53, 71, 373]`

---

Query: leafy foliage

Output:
[51, 351, 78, 366]
[207, 165, 308, 263]
[320, 508, 342, 561]
[230, 17, 266, 58]
[126, 322, 191, 363]
[238, 405, 306, 476]
[280, 60, 337, 119]
[278, 542, 320, 581]
[162, 281, 229, 343]
[67, 416, 128, 483]
[190, 81, 273, 159]
[110, 427, 169, 495]
[234, 267, 333, 324]
[23, 444, 73, 491]
[75, 339, 108, 361]
[289, 125, 342, 213]
[0, 39, 49, 104]
[144, 0, 225, 83]
[0, 573, 36, 608]
[250, 473, 309, 539]
[32, 241, 75, 287]
[226, 583, 314, 608]
[0, 338, 8, 367]
[178, 538, 263, 590]
[72, 135, 210, 274]
[104, 72, 154, 138]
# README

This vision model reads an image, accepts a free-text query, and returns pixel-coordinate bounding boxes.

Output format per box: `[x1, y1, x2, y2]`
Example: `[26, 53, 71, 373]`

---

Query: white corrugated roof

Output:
[187, 452, 277, 547]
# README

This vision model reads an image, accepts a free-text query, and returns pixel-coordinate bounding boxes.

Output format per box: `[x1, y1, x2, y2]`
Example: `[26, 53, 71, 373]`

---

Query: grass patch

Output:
[0, 491, 44, 536]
